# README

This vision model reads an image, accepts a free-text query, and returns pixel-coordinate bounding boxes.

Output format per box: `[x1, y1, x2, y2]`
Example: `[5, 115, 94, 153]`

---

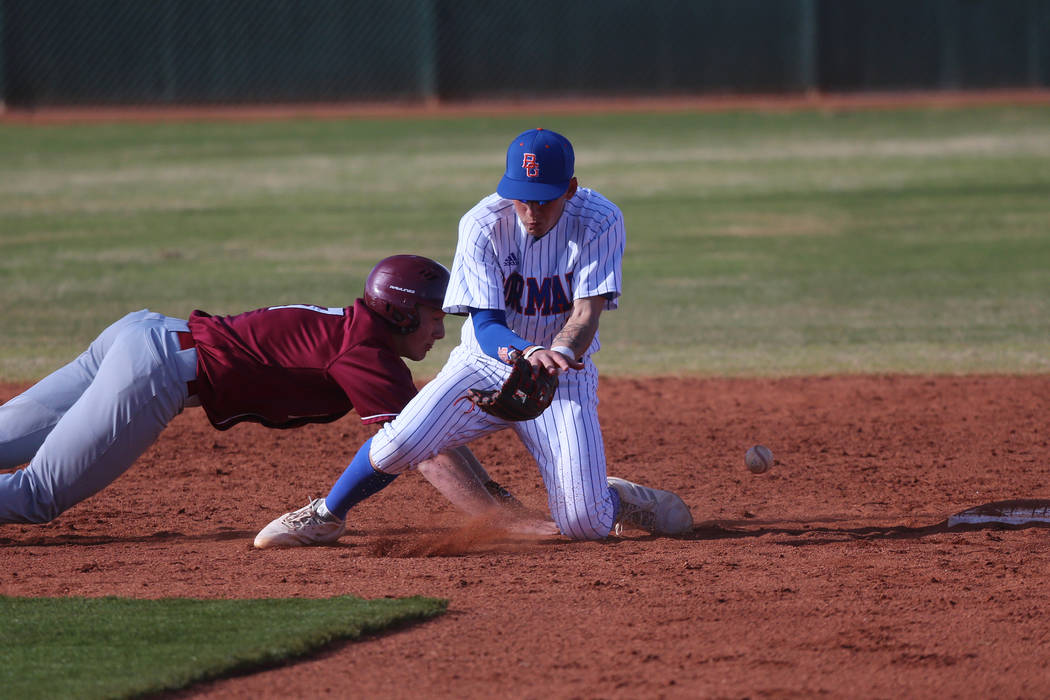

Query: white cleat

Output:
[608, 477, 693, 536]
[254, 498, 346, 549]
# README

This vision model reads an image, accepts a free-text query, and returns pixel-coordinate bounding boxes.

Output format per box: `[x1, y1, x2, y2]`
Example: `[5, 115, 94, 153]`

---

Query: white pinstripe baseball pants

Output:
[370, 345, 617, 540]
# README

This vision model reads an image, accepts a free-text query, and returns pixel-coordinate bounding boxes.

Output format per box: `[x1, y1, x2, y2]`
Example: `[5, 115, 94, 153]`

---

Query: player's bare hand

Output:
[500, 515, 561, 537]
[527, 348, 583, 375]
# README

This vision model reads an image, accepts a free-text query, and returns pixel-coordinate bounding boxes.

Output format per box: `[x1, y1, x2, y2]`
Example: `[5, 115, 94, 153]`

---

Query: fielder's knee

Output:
[368, 428, 420, 476]
[553, 511, 615, 541]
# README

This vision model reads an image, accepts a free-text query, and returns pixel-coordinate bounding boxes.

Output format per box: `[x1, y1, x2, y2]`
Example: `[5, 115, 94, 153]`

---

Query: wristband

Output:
[551, 345, 575, 360]
[523, 345, 546, 359]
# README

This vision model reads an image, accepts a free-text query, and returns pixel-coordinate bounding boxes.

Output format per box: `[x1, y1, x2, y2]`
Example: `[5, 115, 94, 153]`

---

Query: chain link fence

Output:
[1, 0, 1047, 108]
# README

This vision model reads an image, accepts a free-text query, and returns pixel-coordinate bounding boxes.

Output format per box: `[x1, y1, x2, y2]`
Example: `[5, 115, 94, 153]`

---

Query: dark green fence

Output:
[1, 0, 1047, 108]
[818, 0, 1049, 90]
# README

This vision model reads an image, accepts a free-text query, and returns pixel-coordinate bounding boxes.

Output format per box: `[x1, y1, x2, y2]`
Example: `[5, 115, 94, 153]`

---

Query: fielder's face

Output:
[397, 305, 446, 361]
[513, 178, 579, 239]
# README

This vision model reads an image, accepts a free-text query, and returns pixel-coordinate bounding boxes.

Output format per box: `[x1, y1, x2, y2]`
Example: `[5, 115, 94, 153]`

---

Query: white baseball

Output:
[745, 445, 774, 474]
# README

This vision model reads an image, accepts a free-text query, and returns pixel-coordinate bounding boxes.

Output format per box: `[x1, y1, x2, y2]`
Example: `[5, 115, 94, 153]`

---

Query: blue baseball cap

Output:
[497, 128, 575, 203]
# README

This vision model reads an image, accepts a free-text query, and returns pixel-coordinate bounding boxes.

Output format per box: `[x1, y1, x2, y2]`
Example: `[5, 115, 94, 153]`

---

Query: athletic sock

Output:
[608, 484, 621, 520]
[324, 438, 398, 520]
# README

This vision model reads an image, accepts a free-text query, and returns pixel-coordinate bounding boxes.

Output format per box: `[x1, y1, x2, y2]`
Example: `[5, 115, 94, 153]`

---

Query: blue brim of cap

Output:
[497, 176, 570, 203]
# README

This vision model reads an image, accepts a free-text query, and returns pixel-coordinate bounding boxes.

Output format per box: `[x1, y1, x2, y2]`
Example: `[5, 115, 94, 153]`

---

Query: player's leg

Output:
[516, 366, 693, 539]
[515, 367, 618, 540]
[0, 316, 195, 523]
[369, 352, 505, 476]
[0, 310, 157, 468]
[254, 348, 504, 547]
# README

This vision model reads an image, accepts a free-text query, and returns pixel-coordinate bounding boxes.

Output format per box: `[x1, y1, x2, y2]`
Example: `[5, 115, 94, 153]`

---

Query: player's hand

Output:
[527, 348, 583, 375]
[500, 516, 561, 537]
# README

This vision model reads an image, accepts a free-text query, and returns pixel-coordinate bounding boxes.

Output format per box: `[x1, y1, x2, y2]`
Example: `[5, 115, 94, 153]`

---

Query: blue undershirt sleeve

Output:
[470, 308, 534, 362]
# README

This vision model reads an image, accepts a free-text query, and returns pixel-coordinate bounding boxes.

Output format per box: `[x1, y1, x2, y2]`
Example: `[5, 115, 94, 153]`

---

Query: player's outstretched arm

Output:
[417, 446, 559, 536]
[416, 446, 499, 516]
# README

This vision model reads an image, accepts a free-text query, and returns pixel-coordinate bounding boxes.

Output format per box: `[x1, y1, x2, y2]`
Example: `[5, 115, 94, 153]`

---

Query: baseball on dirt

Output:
[745, 445, 774, 474]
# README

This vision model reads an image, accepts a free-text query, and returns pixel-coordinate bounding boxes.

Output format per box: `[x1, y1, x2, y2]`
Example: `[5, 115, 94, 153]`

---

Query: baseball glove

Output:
[464, 351, 558, 421]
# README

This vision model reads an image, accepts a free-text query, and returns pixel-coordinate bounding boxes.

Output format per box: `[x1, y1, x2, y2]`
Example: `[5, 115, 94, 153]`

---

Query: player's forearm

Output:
[416, 447, 499, 516]
[550, 297, 604, 360]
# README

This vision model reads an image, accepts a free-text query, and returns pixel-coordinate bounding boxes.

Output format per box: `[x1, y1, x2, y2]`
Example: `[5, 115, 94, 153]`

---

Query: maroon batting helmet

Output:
[364, 255, 451, 333]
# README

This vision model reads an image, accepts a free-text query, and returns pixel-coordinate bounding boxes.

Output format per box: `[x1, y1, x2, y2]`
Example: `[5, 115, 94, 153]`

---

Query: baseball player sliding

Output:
[256, 128, 693, 547]
[0, 256, 532, 528]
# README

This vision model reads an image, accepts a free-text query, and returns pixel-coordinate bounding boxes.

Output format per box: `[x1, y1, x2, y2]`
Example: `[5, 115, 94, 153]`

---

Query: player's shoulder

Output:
[461, 192, 516, 227]
[569, 186, 619, 210]
[566, 187, 623, 225]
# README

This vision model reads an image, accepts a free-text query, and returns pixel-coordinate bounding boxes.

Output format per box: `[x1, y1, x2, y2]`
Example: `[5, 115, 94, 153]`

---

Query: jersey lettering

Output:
[521, 153, 539, 178]
[504, 274, 525, 313]
[549, 273, 572, 314]
[504, 272, 573, 316]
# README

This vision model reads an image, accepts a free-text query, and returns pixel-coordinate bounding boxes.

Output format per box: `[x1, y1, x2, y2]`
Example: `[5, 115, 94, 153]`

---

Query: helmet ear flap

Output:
[377, 302, 417, 334]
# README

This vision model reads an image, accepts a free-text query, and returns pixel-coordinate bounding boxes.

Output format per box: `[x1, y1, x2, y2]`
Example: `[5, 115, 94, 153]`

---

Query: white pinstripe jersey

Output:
[445, 187, 625, 360]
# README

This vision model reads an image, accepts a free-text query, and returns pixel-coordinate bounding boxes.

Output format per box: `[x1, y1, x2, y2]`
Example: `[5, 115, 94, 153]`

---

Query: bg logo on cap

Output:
[522, 154, 540, 178]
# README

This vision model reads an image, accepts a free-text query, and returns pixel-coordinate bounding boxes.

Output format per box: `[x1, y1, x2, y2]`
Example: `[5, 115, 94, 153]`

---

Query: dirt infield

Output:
[2, 374, 1049, 698]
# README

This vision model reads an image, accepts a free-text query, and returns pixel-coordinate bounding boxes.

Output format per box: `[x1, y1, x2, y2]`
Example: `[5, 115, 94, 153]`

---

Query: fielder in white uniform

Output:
[256, 128, 692, 547]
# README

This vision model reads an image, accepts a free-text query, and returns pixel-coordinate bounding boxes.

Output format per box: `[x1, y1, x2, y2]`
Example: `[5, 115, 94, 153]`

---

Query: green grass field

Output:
[2, 105, 1049, 380]
[0, 595, 446, 700]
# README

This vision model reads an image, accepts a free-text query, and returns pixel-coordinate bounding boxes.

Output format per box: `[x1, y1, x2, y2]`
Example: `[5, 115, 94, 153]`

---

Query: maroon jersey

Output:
[186, 300, 416, 430]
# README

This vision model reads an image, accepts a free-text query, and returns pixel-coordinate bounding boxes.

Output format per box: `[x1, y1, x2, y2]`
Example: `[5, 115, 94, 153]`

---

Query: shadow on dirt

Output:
[684, 519, 1050, 545]
[0, 529, 254, 547]
[5, 520, 1048, 550]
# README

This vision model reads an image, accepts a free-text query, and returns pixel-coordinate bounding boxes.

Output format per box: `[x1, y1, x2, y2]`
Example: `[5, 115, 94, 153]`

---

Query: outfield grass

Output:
[1, 105, 1048, 380]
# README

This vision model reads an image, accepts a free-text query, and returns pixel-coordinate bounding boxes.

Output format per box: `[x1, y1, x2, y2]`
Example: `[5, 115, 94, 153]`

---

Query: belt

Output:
[176, 331, 200, 397]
